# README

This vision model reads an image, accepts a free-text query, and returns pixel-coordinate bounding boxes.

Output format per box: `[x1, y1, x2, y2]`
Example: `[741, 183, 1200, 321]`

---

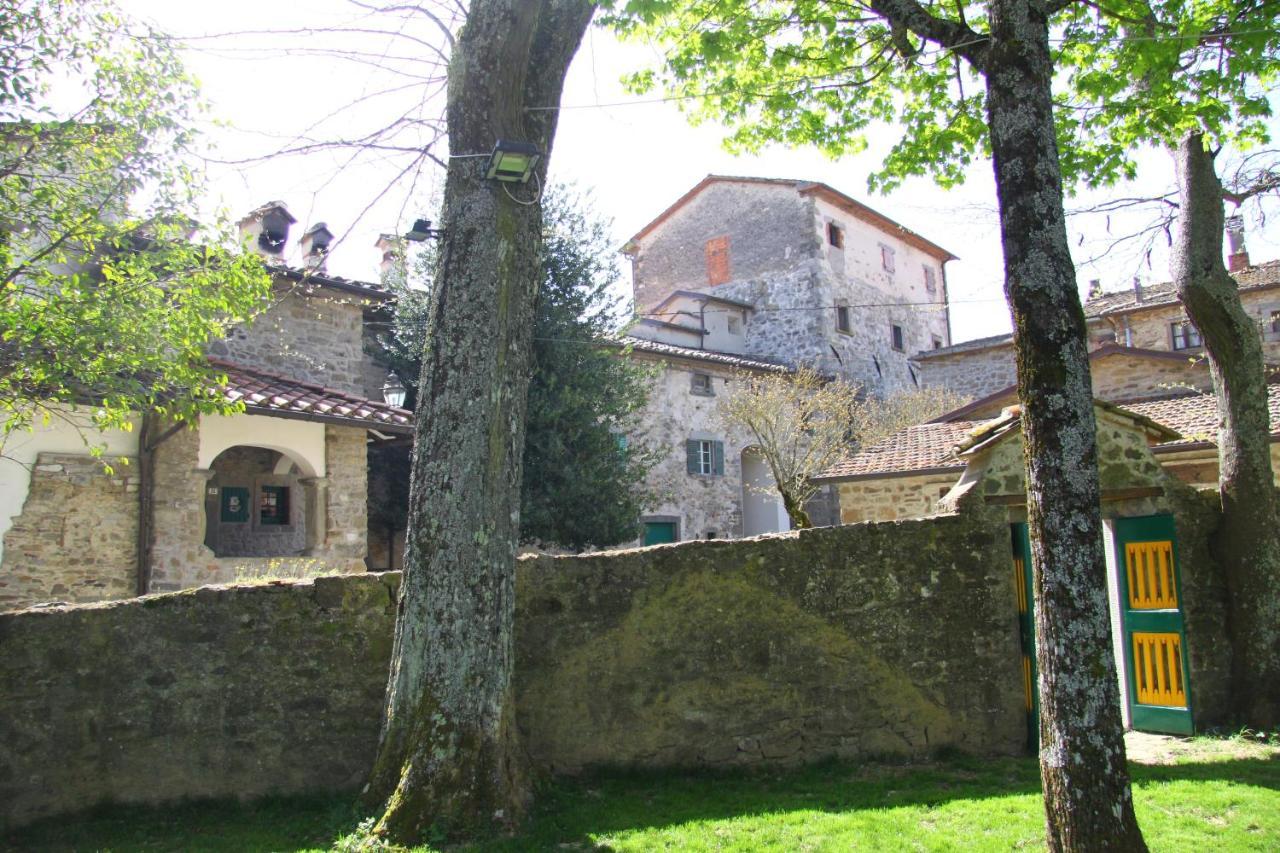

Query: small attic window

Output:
[881, 244, 896, 273]
[827, 222, 844, 248]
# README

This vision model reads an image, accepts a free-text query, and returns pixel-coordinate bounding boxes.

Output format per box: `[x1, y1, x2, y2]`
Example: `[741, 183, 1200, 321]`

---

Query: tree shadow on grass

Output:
[5, 753, 1276, 852]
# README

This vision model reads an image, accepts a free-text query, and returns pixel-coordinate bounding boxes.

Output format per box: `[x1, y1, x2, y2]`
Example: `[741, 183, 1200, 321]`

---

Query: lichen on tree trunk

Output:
[984, 0, 1146, 849]
[1173, 132, 1280, 729]
[361, 0, 594, 844]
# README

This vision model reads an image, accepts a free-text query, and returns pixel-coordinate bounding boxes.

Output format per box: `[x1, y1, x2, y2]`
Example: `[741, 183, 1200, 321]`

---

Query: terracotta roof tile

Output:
[814, 421, 976, 481]
[210, 359, 412, 434]
[618, 336, 794, 373]
[1083, 259, 1280, 318]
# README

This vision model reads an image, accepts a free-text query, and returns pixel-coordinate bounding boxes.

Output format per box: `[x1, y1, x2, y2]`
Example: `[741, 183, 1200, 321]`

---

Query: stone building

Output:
[619, 175, 956, 543]
[0, 202, 411, 611]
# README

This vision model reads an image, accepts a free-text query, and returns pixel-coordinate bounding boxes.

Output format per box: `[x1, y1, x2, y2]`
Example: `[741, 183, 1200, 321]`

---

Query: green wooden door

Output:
[1114, 515, 1194, 735]
[1011, 523, 1038, 751]
[643, 521, 677, 546]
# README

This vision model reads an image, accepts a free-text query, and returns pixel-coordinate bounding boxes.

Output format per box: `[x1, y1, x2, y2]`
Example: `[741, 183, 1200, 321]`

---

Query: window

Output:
[891, 324, 905, 352]
[880, 244, 896, 273]
[1270, 310, 1280, 334]
[259, 485, 291, 525]
[220, 487, 250, 523]
[705, 235, 730, 285]
[923, 266, 937, 293]
[1170, 321, 1202, 350]
[642, 519, 678, 545]
[827, 222, 844, 248]
[932, 335, 944, 350]
[690, 372, 714, 396]
[727, 315, 742, 335]
[686, 439, 725, 476]
[836, 305, 851, 334]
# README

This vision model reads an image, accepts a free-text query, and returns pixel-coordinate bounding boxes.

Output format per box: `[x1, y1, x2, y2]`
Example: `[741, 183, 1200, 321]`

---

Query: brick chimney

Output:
[1226, 214, 1250, 273]
[1132, 276, 1143, 304]
[375, 233, 404, 281]
[237, 201, 295, 259]
[299, 222, 334, 271]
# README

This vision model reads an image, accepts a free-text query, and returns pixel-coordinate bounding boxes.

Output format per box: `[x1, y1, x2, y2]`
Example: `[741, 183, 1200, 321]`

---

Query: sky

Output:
[120, 0, 1280, 345]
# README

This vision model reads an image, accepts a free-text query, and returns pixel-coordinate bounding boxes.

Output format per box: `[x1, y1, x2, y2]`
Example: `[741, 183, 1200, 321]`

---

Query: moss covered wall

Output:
[0, 513, 1025, 830]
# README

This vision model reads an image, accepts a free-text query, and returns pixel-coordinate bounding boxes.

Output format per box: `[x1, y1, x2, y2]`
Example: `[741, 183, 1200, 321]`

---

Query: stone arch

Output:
[203, 444, 313, 558]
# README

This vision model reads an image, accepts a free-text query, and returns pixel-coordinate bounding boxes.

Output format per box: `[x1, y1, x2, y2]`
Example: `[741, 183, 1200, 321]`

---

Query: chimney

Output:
[1132, 275, 1143, 304]
[376, 233, 406, 284]
[1226, 214, 1250, 273]
[237, 201, 296, 259]
[1087, 278, 1102, 301]
[299, 222, 334, 270]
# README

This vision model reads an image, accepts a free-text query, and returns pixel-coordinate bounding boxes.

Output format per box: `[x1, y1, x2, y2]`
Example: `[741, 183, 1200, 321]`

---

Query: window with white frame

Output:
[1170, 321, 1202, 350]
[686, 439, 724, 476]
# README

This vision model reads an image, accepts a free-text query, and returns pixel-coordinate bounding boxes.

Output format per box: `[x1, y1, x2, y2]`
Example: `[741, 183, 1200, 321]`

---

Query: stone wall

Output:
[837, 471, 962, 524]
[630, 180, 816, 313]
[0, 453, 139, 610]
[211, 286, 371, 397]
[0, 513, 1027, 829]
[914, 341, 1018, 401]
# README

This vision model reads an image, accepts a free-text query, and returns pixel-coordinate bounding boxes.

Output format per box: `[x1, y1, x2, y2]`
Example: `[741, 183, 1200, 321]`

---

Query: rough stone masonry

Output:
[0, 511, 1026, 830]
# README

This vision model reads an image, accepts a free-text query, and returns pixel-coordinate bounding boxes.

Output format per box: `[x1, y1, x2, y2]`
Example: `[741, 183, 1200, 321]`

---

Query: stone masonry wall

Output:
[0, 453, 139, 611]
[838, 472, 963, 524]
[915, 343, 1018, 401]
[630, 181, 817, 313]
[211, 287, 370, 397]
[0, 513, 1027, 829]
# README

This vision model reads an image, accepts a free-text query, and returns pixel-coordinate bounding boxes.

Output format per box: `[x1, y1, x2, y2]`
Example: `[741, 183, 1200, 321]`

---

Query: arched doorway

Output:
[741, 447, 789, 536]
[204, 445, 312, 558]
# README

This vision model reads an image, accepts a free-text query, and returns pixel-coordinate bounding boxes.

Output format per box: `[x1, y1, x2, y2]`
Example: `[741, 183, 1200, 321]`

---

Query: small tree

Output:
[720, 368, 961, 528]
[0, 0, 271, 451]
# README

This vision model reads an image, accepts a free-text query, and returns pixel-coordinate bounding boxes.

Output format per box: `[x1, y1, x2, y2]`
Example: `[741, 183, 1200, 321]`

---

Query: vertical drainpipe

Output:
[135, 415, 184, 596]
[940, 261, 954, 347]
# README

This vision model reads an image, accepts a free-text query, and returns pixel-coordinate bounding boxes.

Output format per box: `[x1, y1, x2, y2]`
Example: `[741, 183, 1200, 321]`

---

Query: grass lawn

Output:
[5, 736, 1276, 852]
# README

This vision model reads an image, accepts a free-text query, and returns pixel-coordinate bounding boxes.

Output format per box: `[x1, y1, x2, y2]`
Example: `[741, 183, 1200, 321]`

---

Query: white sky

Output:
[120, 0, 1280, 344]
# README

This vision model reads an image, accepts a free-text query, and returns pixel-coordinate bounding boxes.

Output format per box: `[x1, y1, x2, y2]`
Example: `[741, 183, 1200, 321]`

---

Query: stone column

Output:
[299, 476, 330, 556]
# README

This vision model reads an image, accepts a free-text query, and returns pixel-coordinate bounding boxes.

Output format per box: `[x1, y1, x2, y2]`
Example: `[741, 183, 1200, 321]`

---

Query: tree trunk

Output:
[362, 0, 593, 844]
[781, 489, 813, 529]
[984, 1, 1146, 849]
[1173, 132, 1280, 728]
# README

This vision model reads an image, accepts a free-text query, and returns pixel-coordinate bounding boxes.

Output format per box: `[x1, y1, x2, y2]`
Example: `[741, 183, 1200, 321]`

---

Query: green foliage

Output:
[0, 0, 273, 449]
[379, 186, 656, 549]
[602, 0, 1278, 194]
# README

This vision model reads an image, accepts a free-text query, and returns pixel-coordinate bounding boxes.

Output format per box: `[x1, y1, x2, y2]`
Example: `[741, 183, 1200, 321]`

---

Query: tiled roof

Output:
[1083, 259, 1280, 317]
[618, 336, 794, 373]
[273, 264, 393, 303]
[211, 359, 412, 434]
[813, 421, 976, 482]
[1124, 381, 1280, 448]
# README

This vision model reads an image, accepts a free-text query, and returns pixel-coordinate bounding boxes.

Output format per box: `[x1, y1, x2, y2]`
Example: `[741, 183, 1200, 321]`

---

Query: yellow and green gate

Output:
[1114, 515, 1193, 735]
[1010, 514, 1193, 743]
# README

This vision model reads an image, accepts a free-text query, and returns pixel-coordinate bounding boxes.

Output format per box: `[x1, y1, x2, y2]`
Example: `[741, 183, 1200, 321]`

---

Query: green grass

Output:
[6, 749, 1278, 852]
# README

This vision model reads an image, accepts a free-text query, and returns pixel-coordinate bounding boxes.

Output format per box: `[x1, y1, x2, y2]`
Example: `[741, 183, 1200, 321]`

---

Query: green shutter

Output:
[713, 441, 725, 475]
[686, 440, 699, 474]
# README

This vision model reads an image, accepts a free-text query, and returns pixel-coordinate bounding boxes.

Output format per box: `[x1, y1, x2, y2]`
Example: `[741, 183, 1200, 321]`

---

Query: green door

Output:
[1011, 523, 1038, 751]
[1113, 515, 1194, 735]
[643, 521, 677, 546]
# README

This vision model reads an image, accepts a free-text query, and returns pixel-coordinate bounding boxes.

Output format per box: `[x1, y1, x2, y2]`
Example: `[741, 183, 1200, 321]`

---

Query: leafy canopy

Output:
[0, 0, 272, 450]
[603, 0, 1278, 193]
[378, 185, 656, 549]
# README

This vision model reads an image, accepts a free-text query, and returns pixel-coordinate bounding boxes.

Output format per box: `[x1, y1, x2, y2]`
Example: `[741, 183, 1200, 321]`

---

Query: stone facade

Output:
[626, 177, 954, 396]
[837, 471, 962, 525]
[0, 453, 139, 610]
[911, 340, 1018, 402]
[209, 278, 371, 397]
[1, 512, 1027, 829]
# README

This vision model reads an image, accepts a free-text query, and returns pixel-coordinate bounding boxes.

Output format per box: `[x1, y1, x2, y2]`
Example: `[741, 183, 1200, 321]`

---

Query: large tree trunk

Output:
[362, 0, 593, 844]
[1173, 132, 1280, 728]
[984, 1, 1146, 849]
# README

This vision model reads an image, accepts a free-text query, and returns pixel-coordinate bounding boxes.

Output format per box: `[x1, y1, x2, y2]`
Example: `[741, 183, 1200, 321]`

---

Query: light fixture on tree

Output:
[382, 372, 408, 408]
[485, 139, 541, 183]
[404, 219, 443, 242]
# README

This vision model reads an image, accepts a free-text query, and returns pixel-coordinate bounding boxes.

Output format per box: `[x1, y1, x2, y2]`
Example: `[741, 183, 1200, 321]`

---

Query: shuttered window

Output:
[686, 439, 725, 475]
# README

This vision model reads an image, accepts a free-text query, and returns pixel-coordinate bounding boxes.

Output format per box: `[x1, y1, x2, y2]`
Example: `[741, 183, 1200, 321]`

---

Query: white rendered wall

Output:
[198, 413, 327, 478]
[0, 409, 140, 567]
